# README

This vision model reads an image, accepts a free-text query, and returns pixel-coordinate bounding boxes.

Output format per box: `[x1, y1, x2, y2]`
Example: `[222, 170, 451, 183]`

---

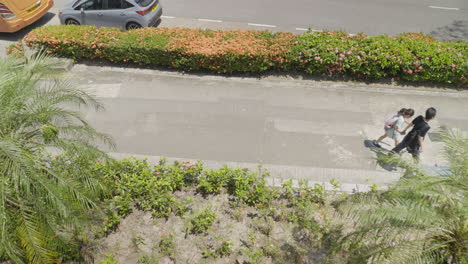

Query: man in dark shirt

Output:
[392, 107, 437, 161]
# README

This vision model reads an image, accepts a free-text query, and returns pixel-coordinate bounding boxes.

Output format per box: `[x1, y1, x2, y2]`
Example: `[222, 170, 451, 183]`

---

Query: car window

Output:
[76, 0, 102, 10]
[123, 1, 134, 8]
[105, 0, 134, 9]
[135, 0, 153, 7]
[72, 0, 82, 8]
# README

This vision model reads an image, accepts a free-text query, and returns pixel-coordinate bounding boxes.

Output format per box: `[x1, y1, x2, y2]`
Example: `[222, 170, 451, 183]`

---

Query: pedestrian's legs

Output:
[392, 136, 410, 153]
[410, 148, 420, 163]
[376, 134, 387, 144]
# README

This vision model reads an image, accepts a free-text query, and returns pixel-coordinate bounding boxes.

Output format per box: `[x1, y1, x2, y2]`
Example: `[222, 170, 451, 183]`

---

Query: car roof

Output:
[66, 0, 139, 8]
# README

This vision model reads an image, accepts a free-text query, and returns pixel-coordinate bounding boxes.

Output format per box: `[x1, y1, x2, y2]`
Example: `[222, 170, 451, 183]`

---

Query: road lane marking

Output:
[198, 18, 222, 22]
[296, 28, 308, 31]
[248, 23, 277, 28]
[429, 6, 459, 10]
[311, 29, 323, 32]
[161, 15, 175, 18]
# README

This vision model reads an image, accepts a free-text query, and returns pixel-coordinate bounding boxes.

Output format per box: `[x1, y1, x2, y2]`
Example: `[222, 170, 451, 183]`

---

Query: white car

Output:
[59, 0, 162, 30]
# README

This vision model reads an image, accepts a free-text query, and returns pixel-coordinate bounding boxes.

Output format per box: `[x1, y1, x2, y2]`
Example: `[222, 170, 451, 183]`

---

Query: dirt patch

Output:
[93, 190, 328, 264]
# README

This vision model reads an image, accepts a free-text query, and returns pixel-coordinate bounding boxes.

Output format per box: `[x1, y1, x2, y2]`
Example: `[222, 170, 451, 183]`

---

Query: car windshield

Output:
[135, 0, 153, 7]
[72, 0, 82, 8]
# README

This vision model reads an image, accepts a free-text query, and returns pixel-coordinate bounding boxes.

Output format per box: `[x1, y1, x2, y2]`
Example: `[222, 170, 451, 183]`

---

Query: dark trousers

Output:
[392, 132, 420, 160]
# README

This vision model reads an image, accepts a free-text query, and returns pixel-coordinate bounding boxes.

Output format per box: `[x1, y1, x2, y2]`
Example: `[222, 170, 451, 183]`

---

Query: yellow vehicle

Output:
[0, 0, 54, 33]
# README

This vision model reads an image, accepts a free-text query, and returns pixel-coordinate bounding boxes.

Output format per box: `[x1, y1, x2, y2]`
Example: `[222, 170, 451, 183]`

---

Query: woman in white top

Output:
[374, 108, 415, 148]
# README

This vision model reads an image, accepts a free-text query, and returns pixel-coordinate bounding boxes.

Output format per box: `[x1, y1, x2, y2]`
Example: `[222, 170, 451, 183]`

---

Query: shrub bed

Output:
[23, 25, 467, 86]
[89, 157, 338, 263]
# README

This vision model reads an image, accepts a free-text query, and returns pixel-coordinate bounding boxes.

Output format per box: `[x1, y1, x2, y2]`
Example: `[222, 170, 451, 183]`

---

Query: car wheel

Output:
[65, 19, 80, 25]
[126, 22, 142, 30]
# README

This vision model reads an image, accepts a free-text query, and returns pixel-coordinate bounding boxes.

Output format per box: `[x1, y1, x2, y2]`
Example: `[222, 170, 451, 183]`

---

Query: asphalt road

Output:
[52, 0, 468, 38]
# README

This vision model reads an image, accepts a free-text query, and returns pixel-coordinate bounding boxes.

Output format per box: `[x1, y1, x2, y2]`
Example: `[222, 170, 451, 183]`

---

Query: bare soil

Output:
[92, 190, 328, 264]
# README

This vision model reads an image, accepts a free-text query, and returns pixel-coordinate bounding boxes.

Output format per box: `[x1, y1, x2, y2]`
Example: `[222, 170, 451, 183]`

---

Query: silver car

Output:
[59, 0, 162, 30]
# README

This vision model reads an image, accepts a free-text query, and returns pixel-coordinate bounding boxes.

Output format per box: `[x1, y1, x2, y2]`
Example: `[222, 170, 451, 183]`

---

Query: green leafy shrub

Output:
[95, 157, 205, 224]
[290, 32, 467, 85]
[24, 26, 294, 73]
[23, 26, 467, 86]
[202, 240, 234, 258]
[197, 167, 231, 195]
[197, 165, 275, 206]
[226, 166, 275, 206]
[188, 207, 217, 234]
[100, 254, 119, 264]
[158, 233, 175, 257]
[92, 157, 276, 238]
[137, 254, 158, 264]
[98, 158, 178, 218]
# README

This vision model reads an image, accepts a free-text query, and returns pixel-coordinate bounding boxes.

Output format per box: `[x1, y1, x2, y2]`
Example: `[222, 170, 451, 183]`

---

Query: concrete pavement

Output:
[67, 64, 468, 191]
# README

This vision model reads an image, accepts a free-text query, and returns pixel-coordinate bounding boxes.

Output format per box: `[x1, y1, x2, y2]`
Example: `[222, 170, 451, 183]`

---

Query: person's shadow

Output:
[363, 139, 398, 172]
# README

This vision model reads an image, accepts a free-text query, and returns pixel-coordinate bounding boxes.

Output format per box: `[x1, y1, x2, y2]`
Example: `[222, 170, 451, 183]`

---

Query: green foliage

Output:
[95, 157, 204, 234]
[24, 26, 468, 86]
[100, 254, 119, 264]
[334, 130, 468, 263]
[253, 216, 275, 237]
[24, 26, 294, 74]
[243, 249, 266, 264]
[158, 233, 175, 257]
[197, 167, 231, 195]
[188, 207, 217, 234]
[0, 54, 112, 263]
[202, 240, 234, 258]
[282, 179, 294, 199]
[197, 165, 275, 206]
[291, 32, 467, 86]
[261, 240, 282, 259]
[227, 166, 275, 206]
[137, 254, 158, 264]
[130, 233, 146, 249]
[216, 240, 234, 257]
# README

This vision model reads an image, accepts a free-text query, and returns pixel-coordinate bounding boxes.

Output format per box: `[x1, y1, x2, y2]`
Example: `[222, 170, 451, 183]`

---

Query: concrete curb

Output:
[72, 64, 468, 98]
[109, 152, 400, 193]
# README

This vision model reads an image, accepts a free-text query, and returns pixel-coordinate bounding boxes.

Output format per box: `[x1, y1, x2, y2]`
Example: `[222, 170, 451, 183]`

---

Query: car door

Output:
[99, 0, 134, 28]
[76, 0, 104, 26]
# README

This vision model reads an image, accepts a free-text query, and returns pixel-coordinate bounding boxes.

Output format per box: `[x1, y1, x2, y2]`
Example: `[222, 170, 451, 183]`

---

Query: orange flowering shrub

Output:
[5, 41, 25, 57]
[23, 25, 467, 86]
[24, 25, 295, 73]
[166, 28, 294, 72]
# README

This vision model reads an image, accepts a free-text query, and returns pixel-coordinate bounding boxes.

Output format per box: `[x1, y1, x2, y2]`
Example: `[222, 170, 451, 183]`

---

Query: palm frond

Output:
[333, 130, 468, 263]
[0, 52, 114, 262]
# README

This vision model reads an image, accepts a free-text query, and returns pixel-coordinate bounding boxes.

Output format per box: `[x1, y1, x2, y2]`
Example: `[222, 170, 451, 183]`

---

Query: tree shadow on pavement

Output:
[0, 12, 56, 42]
[430, 20, 468, 41]
[363, 139, 398, 172]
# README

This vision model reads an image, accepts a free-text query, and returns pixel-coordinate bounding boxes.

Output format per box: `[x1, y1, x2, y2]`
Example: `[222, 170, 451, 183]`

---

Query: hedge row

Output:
[23, 25, 467, 86]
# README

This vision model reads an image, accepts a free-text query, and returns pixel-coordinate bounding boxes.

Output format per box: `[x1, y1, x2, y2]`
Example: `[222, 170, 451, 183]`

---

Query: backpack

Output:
[384, 114, 400, 129]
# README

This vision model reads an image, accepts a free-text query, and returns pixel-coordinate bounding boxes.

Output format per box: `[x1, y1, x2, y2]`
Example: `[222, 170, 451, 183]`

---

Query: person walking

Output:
[392, 107, 437, 161]
[374, 108, 415, 148]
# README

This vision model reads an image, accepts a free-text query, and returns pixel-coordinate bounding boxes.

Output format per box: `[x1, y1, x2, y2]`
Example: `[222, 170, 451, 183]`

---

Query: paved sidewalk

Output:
[65, 64, 468, 189]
